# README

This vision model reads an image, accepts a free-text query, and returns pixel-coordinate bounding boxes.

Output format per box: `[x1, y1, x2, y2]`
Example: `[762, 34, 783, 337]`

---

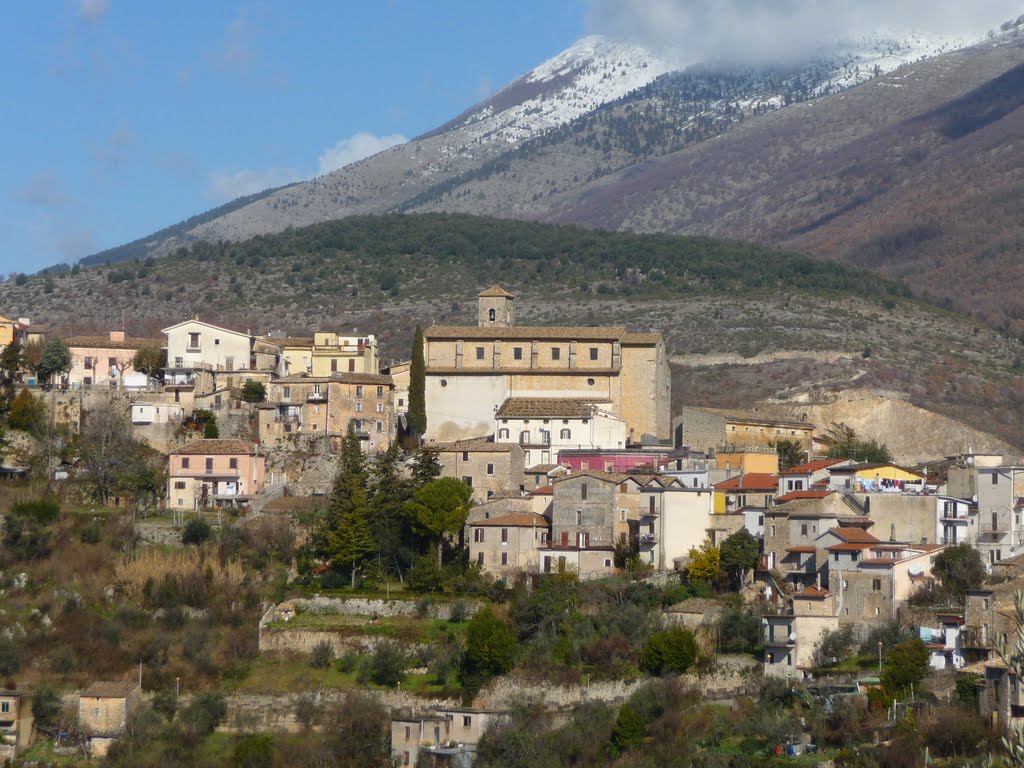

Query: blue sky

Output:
[1, 1, 588, 274]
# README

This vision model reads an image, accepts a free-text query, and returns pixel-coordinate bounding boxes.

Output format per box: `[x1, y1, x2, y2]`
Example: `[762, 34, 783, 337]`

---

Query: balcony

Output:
[639, 533, 658, 546]
[960, 626, 992, 649]
[186, 346, 202, 353]
[763, 625, 796, 646]
[174, 468, 242, 480]
[274, 415, 300, 424]
[519, 434, 551, 448]
[307, 392, 327, 402]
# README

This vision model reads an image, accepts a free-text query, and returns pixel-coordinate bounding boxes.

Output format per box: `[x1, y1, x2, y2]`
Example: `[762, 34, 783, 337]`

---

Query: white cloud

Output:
[12, 173, 71, 207]
[587, 0, 1024, 65]
[317, 132, 407, 175]
[206, 167, 300, 203]
[78, 0, 110, 22]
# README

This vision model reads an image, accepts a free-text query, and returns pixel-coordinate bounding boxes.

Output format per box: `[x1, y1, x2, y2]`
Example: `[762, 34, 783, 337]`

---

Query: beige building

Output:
[468, 512, 550, 577]
[639, 484, 718, 570]
[763, 586, 840, 679]
[677, 407, 815, 457]
[422, 286, 670, 445]
[494, 397, 627, 465]
[79, 680, 141, 757]
[0, 689, 30, 760]
[258, 373, 395, 453]
[434, 439, 526, 503]
[167, 439, 267, 511]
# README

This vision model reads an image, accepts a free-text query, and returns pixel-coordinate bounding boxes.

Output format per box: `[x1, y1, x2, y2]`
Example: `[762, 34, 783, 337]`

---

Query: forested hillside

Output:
[6, 214, 1023, 448]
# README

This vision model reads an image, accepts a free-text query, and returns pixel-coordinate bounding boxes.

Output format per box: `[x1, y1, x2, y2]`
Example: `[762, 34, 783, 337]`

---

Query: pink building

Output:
[167, 439, 266, 511]
[556, 448, 670, 474]
[65, 331, 161, 388]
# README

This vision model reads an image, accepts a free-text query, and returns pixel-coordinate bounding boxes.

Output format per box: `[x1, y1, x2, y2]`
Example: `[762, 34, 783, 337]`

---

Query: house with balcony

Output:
[918, 615, 965, 671]
[272, 332, 380, 377]
[166, 439, 266, 511]
[638, 482, 725, 571]
[713, 472, 778, 514]
[936, 495, 977, 546]
[258, 373, 395, 454]
[777, 459, 849, 495]
[975, 465, 1024, 568]
[763, 584, 840, 679]
[826, 463, 926, 493]
[492, 397, 628, 466]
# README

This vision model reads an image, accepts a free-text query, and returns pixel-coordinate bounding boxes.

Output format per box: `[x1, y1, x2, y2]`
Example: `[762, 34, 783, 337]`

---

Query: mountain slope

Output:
[9, 215, 1024, 451]
[544, 34, 1024, 329]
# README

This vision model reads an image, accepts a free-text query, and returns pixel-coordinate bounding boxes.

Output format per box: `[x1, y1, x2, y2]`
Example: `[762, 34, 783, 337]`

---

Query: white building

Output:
[638, 484, 719, 570]
[935, 495, 976, 546]
[493, 397, 627, 466]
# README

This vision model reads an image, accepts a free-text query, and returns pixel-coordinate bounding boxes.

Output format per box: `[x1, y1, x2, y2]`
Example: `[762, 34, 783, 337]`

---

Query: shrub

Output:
[80, 520, 102, 544]
[31, 686, 61, 730]
[462, 608, 517, 692]
[610, 703, 646, 755]
[152, 689, 178, 722]
[182, 517, 212, 546]
[370, 642, 406, 687]
[296, 693, 318, 730]
[640, 627, 697, 675]
[0, 637, 22, 677]
[240, 381, 267, 403]
[180, 690, 227, 737]
[337, 652, 359, 673]
[415, 597, 432, 618]
[311, 640, 335, 670]
[232, 733, 275, 768]
[881, 638, 930, 698]
[449, 600, 469, 623]
[812, 624, 857, 668]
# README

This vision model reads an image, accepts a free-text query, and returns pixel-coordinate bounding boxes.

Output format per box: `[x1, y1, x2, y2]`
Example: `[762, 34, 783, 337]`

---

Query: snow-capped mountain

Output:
[444, 35, 673, 145]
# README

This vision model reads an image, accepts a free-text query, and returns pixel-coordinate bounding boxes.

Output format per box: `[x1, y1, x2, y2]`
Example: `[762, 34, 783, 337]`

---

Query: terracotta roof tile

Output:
[785, 546, 817, 553]
[424, 325, 627, 341]
[496, 398, 599, 419]
[713, 473, 779, 492]
[170, 439, 259, 456]
[432, 438, 518, 453]
[620, 332, 661, 345]
[794, 585, 832, 598]
[776, 490, 835, 503]
[478, 285, 515, 298]
[830, 527, 880, 543]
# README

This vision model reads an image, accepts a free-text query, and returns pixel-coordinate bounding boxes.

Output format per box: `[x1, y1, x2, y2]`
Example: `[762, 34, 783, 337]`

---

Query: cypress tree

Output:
[314, 425, 373, 587]
[408, 325, 427, 437]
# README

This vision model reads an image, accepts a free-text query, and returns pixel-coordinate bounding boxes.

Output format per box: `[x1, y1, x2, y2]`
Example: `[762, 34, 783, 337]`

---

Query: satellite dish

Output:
[908, 564, 925, 576]
[789, 632, 797, 642]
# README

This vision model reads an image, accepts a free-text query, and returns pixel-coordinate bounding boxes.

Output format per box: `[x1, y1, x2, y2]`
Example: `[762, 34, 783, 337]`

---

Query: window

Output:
[229, 458, 238, 469]
[356, 385, 363, 397]
[376, 420, 383, 432]
[355, 402, 362, 412]
[462, 451, 470, 461]
[477, 552, 484, 565]
[108, 356, 117, 369]
[399, 398, 404, 407]
[225, 356, 234, 370]
[872, 578, 882, 591]
[486, 463, 494, 475]
[348, 359, 355, 372]
[581, 483, 588, 500]
[560, 428, 571, 439]
[649, 496, 656, 515]
[589, 347, 598, 360]
[463, 716, 472, 727]
[463, 476, 473, 487]
[0, 702, 8, 713]
[604, 558, 612, 567]
[182, 458, 190, 468]
[205, 458, 213, 472]
[84, 356, 93, 370]
[405, 726, 411, 740]
[488, 308, 496, 321]
[376, 402, 383, 413]
[498, 428, 509, 439]
[474, 529, 484, 543]
[174, 481, 186, 490]
[283, 386, 291, 399]
[801, 524, 808, 536]
[313, 384, 321, 396]
[501, 552, 508, 565]
[377, 386, 384, 397]
[992, 472, 999, 485]
[188, 332, 200, 349]
[576, 510, 582, 525]
[833, 552, 839, 562]
[551, 347, 561, 360]
[513, 347, 523, 360]
[331, 359, 338, 372]
[501, 528, 509, 543]
[476, 347, 485, 360]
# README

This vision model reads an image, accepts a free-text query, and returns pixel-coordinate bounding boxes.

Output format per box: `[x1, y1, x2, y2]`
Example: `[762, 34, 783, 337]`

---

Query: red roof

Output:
[794, 585, 831, 598]
[780, 459, 845, 475]
[531, 485, 554, 496]
[830, 527, 880, 543]
[827, 542, 876, 552]
[785, 546, 817, 554]
[713, 473, 779, 492]
[775, 490, 834, 503]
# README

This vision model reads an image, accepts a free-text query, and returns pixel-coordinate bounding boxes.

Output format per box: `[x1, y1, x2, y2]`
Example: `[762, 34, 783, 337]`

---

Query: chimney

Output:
[890, 523, 896, 542]
[110, 330, 126, 343]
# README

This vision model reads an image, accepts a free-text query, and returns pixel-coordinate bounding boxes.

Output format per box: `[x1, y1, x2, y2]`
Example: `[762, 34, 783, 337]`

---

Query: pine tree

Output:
[406, 477, 473, 568]
[408, 325, 426, 437]
[410, 447, 442, 488]
[315, 426, 374, 587]
[368, 444, 414, 581]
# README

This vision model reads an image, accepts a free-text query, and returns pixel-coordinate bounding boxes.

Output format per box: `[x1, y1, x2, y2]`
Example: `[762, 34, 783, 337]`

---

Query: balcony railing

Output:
[174, 468, 242, 479]
[639, 533, 657, 545]
[186, 346, 202, 353]
[519, 435, 551, 447]
[307, 392, 327, 402]
[960, 626, 991, 649]
[763, 626, 796, 645]
[274, 415, 300, 424]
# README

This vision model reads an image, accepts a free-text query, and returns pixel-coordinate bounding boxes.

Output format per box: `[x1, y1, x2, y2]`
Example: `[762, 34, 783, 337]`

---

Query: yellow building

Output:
[716, 448, 779, 474]
[828, 463, 925, 492]
[423, 287, 670, 444]
[271, 332, 379, 377]
[0, 315, 19, 349]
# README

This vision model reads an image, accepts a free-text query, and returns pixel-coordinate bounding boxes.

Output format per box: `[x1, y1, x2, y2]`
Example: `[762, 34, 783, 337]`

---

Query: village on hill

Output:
[0, 286, 1022, 767]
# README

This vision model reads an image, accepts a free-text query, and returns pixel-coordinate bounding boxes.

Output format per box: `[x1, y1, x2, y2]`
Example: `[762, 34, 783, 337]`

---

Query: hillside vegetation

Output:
[6, 214, 1023, 448]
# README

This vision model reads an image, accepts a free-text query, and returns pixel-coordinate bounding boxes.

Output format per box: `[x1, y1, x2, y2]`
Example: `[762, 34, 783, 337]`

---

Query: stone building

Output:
[0, 689, 30, 760]
[434, 439, 526, 504]
[78, 680, 141, 757]
[422, 287, 670, 444]
[258, 372, 395, 454]
[676, 407, 814, 456]
[468, 512, 550, 577]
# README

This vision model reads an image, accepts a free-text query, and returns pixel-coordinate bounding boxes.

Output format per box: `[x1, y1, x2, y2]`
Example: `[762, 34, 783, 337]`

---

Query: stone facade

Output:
[435, 440, 526, 504]
[468, 513, 550, 577]
[79, 681, 140, 756]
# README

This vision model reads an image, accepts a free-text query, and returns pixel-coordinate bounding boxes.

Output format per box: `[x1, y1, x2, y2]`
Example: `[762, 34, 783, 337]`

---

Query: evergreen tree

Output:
[368, 444, 414, 580]
[36, 339, 71, 388]
[406, 477, 473, 568]
[610, 703, 646, 755]
[719, 529, 760, 589]
[0, 340, 23, 383]
[315, 426, 374, 586]
[408, 325, 426, 437]
[410, 447, 442, 488]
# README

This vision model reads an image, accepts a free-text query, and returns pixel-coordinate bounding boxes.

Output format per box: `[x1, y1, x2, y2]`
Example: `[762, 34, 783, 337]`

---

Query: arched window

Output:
[498, 428, 509, 439]
[488, 308, 496, 321]
[560, 428, 571, 440]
